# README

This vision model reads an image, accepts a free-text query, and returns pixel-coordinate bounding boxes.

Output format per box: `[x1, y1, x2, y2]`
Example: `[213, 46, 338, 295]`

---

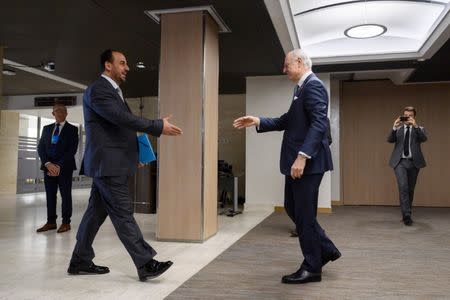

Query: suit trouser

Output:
[70, 176, 156, 268]
[394, 158, 420, 218]
[44, 169, 73, 224]
[284, 174, 338, 273]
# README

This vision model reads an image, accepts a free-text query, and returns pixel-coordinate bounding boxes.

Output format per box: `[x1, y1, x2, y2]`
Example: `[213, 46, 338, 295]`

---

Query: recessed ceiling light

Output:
[345, 24, 387, 39]
[136, 62, 146, 69]
[2, 68, 16, 76]
[44, 62, 55, 72]
[417, 58, 426, 62]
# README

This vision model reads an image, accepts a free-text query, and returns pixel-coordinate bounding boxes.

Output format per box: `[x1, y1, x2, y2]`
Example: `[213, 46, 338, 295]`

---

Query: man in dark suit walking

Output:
[233, 49, 340, 284]
[290, 117, 332, 238]
[68, 49, 182, 281]
[37, 103, 79, 233]
[388, 106, 427, 226]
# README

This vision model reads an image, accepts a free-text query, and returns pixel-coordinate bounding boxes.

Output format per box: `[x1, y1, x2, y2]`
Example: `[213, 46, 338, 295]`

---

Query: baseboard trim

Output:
[274, 206, 285, 213]
[274, 206, 332, 214]
[332, 200, 343, 206]
[317, 207, 332, 214]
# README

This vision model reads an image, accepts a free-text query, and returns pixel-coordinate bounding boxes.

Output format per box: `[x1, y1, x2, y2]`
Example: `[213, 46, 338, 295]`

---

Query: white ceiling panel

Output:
[289, 0, 450, 62]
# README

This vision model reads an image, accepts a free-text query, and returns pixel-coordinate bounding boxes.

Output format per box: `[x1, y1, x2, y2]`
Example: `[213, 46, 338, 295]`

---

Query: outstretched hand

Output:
[162, 115, 183, 136]
[233, 116, 260, 129]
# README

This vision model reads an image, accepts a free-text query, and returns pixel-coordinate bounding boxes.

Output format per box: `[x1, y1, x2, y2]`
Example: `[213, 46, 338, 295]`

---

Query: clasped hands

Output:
[233, 115, 306, 179]
[46, 163, 60, 177]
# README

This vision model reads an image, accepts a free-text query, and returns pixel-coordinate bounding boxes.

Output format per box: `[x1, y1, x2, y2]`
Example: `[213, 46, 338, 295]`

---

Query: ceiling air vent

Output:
[34, 96, 77, 107]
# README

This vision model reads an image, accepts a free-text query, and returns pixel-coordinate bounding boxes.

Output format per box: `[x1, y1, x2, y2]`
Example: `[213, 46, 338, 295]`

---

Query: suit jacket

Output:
[257, 73, 333, 175]
[387, 125, 427, 169]
[80, 76, 164, 177]
[326, 117, 332, 145]
[37, 122, 78, 171]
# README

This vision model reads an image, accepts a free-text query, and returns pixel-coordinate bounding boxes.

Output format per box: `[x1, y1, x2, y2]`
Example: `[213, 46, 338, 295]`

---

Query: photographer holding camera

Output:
[388, 106, 427, 226]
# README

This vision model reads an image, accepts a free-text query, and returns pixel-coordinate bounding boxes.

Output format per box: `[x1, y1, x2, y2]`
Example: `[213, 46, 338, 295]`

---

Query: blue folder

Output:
[138, 134, 156, 164]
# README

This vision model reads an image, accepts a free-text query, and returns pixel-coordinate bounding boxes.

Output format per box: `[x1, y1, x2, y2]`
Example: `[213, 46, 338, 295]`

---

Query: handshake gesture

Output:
[137, 115, 182, 169]
[162, 115, 183, 136]
[233, 116, 260, 129]
[232, 114, 306, 179]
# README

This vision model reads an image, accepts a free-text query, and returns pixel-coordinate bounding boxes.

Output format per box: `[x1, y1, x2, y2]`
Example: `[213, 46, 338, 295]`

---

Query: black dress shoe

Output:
[290, 228, 298, 237]
[322, 249, 341, 266]
[282, 269, 322, 284]
[138, 259, 173, 281]
[403, 216, 413, 226]
[67, 262, 110, 275]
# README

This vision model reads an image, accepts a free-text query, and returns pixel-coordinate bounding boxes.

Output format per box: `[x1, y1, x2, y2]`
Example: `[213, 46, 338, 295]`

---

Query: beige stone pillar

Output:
[0, 47, 3, 107]
[0, 47, 20, 194]
[157, 11, 222, 241]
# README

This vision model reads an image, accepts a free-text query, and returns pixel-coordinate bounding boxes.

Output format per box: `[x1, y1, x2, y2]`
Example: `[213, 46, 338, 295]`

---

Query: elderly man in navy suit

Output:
[68, 49, 182, 281]
[234, 49, 340, 284]
[37, 103, 79, 233]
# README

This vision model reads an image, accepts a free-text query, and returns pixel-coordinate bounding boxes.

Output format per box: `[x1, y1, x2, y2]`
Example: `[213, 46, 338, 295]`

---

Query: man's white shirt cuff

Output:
[298, 151, 311, 159]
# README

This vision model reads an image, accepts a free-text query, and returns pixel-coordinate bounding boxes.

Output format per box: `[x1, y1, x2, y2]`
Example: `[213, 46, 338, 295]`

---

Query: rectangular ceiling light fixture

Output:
[145, 5, 231, 33]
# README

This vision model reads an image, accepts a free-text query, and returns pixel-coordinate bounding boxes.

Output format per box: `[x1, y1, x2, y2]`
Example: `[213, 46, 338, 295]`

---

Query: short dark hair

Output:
[403, 106, 417, 116]
[100, 49, 116, 71]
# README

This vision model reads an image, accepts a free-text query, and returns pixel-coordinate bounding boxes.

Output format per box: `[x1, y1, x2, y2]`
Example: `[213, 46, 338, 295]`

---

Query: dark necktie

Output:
[292, 85, 300, 102]
[116, 87, 124, 101]
[294, 84, 300, 96]
[403, 125, 410, 157]
[116, 87, 131, 112]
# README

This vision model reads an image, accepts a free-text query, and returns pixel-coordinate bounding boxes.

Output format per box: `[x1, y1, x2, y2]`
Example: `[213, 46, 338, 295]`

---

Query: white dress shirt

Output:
[296, 70, 313, 90]
[52, 120, 66, 135]
[297, 70, 313, 159]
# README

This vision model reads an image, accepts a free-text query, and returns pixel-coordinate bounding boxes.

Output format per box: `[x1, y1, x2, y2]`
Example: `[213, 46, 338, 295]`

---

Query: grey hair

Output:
[290, 49, 312, 69]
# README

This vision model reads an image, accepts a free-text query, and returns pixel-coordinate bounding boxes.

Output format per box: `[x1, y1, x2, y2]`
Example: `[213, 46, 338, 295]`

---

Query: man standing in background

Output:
[37, 103, 79, 233]
[388, 106, 427, 226]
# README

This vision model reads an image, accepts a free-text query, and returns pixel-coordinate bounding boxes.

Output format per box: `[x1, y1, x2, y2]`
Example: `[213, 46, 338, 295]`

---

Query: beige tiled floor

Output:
[0, 189, 273, 300]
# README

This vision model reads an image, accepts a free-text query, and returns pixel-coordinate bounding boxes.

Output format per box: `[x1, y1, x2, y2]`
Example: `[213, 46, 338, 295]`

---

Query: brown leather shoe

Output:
[57, 223, 71, 233]
[36, 223, 57, 232]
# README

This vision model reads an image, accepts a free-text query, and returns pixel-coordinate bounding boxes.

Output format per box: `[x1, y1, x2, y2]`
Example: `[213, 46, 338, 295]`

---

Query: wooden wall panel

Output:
[342, 80, 450, 207]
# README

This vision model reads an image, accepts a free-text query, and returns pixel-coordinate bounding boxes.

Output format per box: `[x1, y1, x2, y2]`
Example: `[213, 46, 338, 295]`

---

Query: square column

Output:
[157, 11, 222, 241]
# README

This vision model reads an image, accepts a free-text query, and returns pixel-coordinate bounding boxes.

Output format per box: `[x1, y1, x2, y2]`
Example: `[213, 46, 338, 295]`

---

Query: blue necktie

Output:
[50, 123, 60, 157]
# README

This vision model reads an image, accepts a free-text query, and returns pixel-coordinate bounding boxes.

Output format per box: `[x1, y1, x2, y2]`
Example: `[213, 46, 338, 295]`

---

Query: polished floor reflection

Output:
[0, 189, 272, 300]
